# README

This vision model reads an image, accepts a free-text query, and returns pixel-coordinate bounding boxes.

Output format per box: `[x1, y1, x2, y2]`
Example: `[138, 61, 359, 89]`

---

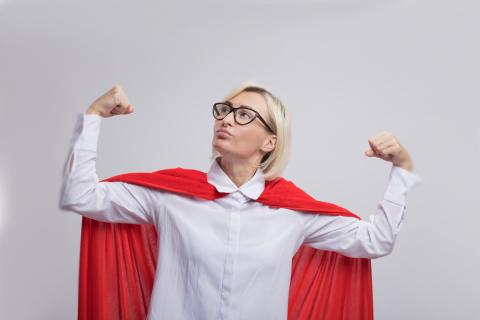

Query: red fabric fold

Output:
[78, 167, 373, 320]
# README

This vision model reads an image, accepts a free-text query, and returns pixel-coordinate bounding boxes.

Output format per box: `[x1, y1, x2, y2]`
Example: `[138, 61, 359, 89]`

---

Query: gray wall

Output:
[0, 0, 478, 319]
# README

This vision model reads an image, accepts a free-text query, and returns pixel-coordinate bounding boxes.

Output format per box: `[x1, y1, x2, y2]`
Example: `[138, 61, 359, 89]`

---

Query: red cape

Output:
[79, 167, 373, 320]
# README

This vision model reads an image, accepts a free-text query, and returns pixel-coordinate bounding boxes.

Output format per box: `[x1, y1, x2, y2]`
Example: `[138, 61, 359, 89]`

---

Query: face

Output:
[212, 91, 276, 162]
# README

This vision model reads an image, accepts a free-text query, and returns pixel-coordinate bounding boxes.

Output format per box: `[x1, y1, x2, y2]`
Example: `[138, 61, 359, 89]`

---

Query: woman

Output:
[59, 83, 422, 320]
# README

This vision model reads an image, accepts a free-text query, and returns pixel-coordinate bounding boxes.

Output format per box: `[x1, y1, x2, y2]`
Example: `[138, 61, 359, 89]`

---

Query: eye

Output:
[240, 111, 252, 118]
[220, 106, 230, 114]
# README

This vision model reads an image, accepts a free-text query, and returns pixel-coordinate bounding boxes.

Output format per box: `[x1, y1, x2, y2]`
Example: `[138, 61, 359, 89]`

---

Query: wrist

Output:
[86, 106, 101, 116]
[397, 161, 413, 172]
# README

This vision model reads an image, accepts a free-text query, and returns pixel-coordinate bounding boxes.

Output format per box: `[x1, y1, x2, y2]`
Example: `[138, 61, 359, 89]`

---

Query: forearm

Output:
[59, 113, 103, 212]
[302, 164, 423, 258]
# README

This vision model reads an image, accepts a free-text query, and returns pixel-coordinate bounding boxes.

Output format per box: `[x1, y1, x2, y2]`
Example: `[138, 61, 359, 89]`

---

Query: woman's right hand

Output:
[86, 85, 134, 117]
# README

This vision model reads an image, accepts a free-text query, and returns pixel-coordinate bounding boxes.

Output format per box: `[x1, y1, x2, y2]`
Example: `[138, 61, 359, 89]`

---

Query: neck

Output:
[218, 156, 260, 188]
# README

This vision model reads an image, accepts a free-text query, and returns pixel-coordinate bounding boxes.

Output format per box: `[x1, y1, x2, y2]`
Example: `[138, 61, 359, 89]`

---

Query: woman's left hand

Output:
[365, 132, 413, 172]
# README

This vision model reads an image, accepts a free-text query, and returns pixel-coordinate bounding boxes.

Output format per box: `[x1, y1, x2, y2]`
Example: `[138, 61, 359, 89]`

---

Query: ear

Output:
[261, 135, 277, 153]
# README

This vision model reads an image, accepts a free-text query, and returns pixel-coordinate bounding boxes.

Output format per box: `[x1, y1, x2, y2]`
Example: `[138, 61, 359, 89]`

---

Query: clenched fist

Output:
[365, 132, 413, 172]
[86, 85, 134, 117]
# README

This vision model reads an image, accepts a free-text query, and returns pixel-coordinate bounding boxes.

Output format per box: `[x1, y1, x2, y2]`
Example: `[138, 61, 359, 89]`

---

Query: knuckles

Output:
[366, 132, 405, 158]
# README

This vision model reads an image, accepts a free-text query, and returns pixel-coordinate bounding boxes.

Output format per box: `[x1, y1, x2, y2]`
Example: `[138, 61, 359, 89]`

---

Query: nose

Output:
[221, 110, 235, 127]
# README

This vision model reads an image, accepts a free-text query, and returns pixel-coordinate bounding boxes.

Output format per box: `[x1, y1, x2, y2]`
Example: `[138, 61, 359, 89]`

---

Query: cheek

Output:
[237, 129, 264, 150]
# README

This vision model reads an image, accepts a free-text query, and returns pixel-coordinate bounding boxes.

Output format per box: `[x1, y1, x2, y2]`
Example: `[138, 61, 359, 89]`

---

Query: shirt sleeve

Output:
[58, 112, 166, 226]
[299, 164, 424, 259]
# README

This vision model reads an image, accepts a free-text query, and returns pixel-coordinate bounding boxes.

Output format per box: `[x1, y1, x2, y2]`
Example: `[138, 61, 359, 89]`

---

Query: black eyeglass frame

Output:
[213, 102, 275, 135]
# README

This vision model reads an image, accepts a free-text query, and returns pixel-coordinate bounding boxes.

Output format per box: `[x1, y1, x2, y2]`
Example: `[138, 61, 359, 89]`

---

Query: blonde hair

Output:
[210, 82, 292, 182]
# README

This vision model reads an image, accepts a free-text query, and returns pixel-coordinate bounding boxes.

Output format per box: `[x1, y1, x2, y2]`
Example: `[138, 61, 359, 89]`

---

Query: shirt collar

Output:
[206, 157, 266, 200]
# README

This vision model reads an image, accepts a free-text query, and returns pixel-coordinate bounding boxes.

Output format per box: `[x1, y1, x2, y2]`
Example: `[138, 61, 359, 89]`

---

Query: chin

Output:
[212, 142, 232, 156]
[212, 138, 229, 147]
[212, 141, 224, 152]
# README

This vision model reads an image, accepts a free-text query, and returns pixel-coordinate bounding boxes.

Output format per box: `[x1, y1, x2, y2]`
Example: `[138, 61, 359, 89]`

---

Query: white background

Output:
[0, 0, 478, 319]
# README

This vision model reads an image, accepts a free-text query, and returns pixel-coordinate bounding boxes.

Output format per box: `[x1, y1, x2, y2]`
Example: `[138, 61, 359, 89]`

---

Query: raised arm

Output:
[299, 132, 423, 258]
[299, 164, 423, 258]
[58, 86, 165, 226]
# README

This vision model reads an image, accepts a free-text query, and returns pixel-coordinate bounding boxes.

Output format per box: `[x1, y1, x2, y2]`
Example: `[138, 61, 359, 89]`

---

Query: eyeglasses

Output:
[212, 102, 275, 134]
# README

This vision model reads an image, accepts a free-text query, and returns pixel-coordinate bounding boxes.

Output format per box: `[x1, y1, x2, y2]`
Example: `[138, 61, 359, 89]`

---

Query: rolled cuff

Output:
[383, 164, 424, 208]
[73, 112, 102, 152]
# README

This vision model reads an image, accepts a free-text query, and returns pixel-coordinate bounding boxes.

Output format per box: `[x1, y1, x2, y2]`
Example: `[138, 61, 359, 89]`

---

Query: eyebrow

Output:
[225, 100, 256, 111]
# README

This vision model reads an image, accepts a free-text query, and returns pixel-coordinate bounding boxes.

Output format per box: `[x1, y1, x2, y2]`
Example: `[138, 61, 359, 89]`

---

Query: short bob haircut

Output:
[210, 82, 291, 182]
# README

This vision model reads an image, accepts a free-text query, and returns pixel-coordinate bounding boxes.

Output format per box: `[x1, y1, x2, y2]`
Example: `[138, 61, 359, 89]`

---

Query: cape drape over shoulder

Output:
[78, 168, 373, 320]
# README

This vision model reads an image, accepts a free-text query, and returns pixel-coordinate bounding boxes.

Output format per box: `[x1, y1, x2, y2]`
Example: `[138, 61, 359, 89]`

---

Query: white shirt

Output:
[59, 112, 423, 320]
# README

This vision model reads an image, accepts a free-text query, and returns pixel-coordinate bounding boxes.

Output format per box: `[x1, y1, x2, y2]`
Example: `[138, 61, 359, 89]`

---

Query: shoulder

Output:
[262, 176, 361, 220]
[263, 176, 316, 201]
[101, 167, 208, 184]
[151, 167, 207, 180]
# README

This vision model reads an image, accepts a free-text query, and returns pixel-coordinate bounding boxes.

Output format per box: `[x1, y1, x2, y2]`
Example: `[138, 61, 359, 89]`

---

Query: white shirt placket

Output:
[218, 191, 245, 320]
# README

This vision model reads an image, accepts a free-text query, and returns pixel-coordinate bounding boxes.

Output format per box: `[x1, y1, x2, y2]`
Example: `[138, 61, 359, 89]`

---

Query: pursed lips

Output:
[217, 129, 232, 136]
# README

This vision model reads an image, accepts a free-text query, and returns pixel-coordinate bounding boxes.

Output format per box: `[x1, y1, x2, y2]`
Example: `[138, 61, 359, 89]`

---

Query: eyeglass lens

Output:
[213, 104, 256, 125]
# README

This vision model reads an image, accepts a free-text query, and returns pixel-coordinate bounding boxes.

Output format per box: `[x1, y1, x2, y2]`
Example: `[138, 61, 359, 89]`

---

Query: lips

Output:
[217, 129, 232, 136]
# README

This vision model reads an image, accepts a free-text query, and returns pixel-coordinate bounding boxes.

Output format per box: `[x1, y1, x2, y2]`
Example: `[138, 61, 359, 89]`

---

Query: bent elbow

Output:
[58, 189, 84, 212]
[58, 182, 99, 212]
[370, 242, 395, 259]
[58, 196, 73, 211]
